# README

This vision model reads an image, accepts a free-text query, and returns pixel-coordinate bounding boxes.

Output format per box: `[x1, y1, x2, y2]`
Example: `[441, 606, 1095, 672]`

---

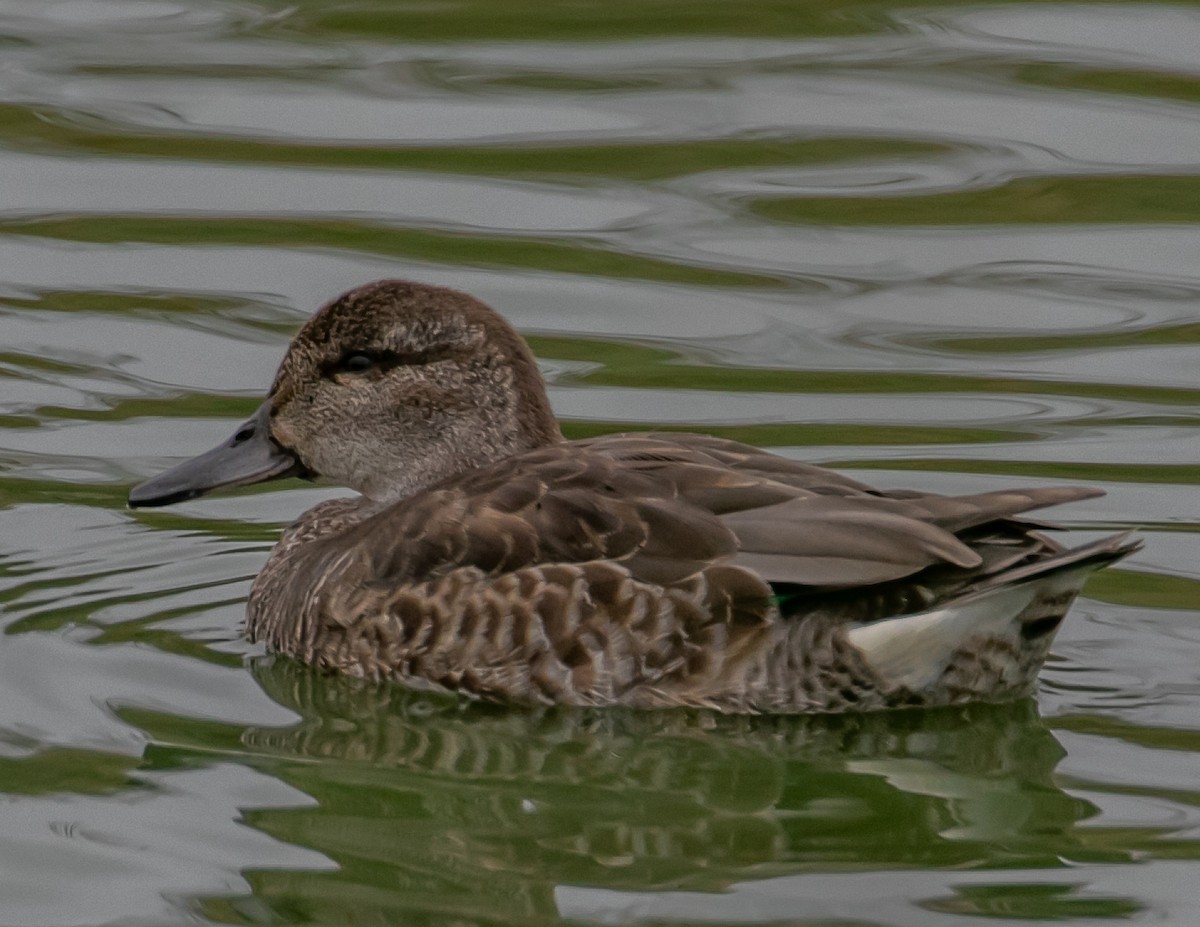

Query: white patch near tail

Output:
[846, 564, 1094, 692]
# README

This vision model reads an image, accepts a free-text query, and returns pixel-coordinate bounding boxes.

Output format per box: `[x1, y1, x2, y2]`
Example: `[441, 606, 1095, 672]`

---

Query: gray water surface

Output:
[0, 1, 1197, 925]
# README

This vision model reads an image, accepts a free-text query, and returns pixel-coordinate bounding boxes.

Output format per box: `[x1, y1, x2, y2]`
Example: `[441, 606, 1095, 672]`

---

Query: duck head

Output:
[129, 280, 562, 508]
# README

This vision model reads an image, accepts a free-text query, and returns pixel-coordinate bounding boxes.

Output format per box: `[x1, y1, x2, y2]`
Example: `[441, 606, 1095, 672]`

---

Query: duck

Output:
[128, 279, 1139, 713]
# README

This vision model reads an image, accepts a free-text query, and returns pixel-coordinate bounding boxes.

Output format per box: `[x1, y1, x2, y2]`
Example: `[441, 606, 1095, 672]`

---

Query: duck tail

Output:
[845, 532, 1140, 703]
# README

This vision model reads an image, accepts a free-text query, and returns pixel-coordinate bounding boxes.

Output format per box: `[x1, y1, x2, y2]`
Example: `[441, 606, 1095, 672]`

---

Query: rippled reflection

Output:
[119, 660, 1111, 925]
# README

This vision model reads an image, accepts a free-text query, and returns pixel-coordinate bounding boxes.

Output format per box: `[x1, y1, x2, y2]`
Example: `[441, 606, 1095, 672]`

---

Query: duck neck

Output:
[364, 388, 562, 506]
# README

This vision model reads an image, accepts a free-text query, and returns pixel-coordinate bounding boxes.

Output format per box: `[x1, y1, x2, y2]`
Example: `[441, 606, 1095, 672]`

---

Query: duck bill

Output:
[128, 401, 302, 508]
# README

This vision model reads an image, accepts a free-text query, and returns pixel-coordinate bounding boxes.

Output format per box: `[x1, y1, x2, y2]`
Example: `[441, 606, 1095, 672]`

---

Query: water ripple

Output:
[0, 2, 1196, 925]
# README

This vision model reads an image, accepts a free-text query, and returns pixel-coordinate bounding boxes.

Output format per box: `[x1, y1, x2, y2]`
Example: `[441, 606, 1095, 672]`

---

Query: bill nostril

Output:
[232, 425, 255, 445]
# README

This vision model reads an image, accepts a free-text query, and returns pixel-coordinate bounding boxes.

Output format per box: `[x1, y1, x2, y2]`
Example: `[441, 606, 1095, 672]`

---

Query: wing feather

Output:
[326, 434, 1104, 605]
[721, 498, 981, 587]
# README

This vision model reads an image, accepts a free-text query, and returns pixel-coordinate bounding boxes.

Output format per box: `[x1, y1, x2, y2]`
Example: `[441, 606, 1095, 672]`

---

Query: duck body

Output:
[130, 280, 1138, 713]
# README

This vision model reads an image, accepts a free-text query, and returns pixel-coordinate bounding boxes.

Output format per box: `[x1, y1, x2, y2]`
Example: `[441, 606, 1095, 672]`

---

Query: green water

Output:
[0, 1, 1197, 924]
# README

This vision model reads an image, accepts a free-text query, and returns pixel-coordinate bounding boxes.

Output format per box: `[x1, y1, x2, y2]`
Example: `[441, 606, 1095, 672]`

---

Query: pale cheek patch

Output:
[270, 419, 298, 448]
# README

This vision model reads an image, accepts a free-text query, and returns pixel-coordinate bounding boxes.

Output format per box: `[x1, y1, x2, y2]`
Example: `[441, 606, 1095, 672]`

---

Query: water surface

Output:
[0, 1, 1197, 925]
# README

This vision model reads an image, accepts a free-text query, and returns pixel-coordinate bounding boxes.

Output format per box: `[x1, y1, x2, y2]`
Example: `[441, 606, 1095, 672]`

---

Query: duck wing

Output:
[342, 434, 1098, 598]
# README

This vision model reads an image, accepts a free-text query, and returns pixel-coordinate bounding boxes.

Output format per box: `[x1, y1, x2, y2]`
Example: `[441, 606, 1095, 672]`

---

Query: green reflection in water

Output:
[560, 419, 1030, 447]
[0, 748, 143, 797]
[112, 659, 1133, 926]
[0, 104, 945, 181]
[1020, 62, 1200, 106]
[0, 215, 779, 289]
[529, 334, 1200, 408]
[1082, 569, 1200, 612]
[922, 882, 1141, 920]
[917, 322, 1200, 356]
[279, 0, 901, 41]
[752, 175, 1200, 227]
[1054, 714, 1200, 756]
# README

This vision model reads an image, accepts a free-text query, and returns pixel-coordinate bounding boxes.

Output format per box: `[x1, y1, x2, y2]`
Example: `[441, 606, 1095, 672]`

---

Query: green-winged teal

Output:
[129, 280, 1139, 712]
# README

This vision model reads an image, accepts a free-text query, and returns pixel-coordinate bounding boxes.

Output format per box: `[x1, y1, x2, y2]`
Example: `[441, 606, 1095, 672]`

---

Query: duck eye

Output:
[338, 352, 374, 374]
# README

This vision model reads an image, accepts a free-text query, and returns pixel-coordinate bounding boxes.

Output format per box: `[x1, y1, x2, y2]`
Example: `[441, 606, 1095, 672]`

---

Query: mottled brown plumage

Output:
[130, 279, 1140, 712]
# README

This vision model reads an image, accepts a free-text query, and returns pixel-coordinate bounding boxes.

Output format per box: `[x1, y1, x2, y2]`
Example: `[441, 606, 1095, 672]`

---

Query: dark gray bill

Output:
[128, 401, 301, 508]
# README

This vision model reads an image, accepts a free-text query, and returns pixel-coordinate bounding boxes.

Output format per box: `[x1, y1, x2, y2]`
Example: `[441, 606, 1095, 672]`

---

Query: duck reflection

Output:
[198, 659, 1095, 926]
